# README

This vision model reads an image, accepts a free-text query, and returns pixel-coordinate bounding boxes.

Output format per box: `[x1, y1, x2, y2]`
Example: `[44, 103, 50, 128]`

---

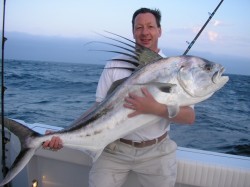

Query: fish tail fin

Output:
[3, 118, 41, 141]
[0, 148, 37, 186]
[0, 118, 41, 186]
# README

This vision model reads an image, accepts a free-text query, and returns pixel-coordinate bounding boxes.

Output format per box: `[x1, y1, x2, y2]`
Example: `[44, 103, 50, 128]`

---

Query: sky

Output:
[1, 0, 250, 75]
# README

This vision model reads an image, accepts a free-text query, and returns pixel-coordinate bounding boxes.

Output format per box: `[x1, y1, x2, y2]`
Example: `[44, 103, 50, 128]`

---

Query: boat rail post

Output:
[1, 0, 9, 184]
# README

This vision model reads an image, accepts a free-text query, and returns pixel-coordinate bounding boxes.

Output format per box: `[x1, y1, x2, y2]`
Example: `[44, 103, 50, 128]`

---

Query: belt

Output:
[120, 132, 167, 148]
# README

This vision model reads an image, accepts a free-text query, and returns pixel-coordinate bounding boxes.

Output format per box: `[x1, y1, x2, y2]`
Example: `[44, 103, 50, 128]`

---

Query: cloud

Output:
[207, 31, 218, 41]
[192, 26, 201, 34]
[212, 20, 222, 26]
[212, 20, 232, 27]
[191, 26, 219, 42]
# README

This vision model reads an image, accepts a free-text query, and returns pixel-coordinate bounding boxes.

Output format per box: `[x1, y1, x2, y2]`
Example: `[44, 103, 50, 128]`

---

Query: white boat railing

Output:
[1, 121, 250, 187]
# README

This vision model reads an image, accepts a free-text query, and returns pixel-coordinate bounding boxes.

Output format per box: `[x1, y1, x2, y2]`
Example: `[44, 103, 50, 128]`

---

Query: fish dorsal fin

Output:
[110, 58, 139, 67]
[135, 47, 162, 66]
[107, 77, 129, 96]
[91, 31, 163, 68]
[103, 31, 163, 64]
[104, 66, 136, 72]
[105, 31, 163, 66]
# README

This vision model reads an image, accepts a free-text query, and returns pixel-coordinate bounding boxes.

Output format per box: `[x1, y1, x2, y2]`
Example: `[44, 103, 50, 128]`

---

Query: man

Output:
[43, 8, 195, 187]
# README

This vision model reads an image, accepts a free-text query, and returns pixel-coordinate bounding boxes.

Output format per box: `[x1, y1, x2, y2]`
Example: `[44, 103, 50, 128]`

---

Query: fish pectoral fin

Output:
[155, 82, 177, 93]
[0, 148, 36, 186]
[136, 82, 177, 93]
[167, 104, 180, 118]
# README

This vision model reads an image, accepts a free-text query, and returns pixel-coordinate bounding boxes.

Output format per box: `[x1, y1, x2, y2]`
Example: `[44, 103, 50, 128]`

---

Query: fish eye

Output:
[180, 65, 185, 69]
[204, 64, 213, 72]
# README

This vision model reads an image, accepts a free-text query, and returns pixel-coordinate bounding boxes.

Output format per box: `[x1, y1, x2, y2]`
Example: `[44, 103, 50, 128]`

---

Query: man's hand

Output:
[123, 87, 195, 124]
[123, 87, 165, 118]
[42, 130, 63, 151]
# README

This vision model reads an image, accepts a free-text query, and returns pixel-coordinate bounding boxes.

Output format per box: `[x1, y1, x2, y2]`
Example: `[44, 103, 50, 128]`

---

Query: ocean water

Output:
[3, 59, 250, 157]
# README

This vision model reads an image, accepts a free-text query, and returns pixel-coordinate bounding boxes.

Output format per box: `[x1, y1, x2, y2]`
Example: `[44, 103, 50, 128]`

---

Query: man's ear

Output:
[132, 29, 135, 39]
[158, 27, 162, 37]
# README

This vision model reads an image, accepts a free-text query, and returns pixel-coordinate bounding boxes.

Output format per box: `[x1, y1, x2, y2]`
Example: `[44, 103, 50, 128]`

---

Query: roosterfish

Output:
[0, 33, 229, 186]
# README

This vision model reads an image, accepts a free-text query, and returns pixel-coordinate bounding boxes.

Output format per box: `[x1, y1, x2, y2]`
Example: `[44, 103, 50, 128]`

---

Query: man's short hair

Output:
[132, 8, 162, 29]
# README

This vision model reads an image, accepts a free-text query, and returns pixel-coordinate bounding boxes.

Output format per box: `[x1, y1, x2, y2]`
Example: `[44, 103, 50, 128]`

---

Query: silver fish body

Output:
[0, 55, 229, 186]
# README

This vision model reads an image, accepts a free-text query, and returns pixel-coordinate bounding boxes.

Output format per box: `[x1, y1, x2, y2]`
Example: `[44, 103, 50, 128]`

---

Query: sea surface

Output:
[3, 59, 250, 157]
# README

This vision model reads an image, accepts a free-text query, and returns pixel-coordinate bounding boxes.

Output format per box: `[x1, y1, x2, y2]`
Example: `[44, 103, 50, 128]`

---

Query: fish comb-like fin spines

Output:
[89, 31, 163, 67]
[109, 58, 139, 67]
[87, 41, 137, 56]
[92, 49, 139, 62]
[135, 47, 163, 65]
[103, 31, 163, 65]
[104, 66, 136, 72]
[95, 31, 136, 50]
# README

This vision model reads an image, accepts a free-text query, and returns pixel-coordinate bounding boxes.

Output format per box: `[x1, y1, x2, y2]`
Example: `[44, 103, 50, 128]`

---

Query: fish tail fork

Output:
[0, 148, 37, 186]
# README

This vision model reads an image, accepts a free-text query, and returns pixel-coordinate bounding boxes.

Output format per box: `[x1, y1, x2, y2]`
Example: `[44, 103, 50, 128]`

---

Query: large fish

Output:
[0, 34, 229, 186]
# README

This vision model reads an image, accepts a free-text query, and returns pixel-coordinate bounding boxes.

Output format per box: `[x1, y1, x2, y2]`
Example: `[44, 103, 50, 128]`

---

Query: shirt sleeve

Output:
[95, 56, 135, 102]
[95, 62, 114, 102]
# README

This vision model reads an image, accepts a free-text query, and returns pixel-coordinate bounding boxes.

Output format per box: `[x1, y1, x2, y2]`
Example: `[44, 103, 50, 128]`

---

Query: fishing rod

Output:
[183, 0, 224, 55]
[1, 0, 8, 181]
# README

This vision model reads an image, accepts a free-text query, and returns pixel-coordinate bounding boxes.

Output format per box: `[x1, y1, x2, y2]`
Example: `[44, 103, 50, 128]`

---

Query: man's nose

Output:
[141, 27, 150, 35]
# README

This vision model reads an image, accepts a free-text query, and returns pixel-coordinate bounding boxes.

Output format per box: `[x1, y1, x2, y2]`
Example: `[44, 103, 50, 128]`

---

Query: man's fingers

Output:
[53, 137, 63, 149]
[123, 103, 133, 109]
[42, 140, 50, 148]
[127, 111, 139, 118]
[45, 130, 54, 135]
[50, 136, 62, 149]
[42, 136, 63, 151]
[51, 136, 58, 148]
[124, 95, 137, 106]
[141, 87, 152, 98]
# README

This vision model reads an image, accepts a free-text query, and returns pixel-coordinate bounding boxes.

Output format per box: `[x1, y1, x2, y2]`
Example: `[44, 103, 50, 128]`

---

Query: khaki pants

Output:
[89, 136, 177, 187]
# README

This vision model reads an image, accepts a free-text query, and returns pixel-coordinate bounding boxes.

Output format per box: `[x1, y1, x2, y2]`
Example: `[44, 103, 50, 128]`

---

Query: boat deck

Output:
[1, 121, 250, 187]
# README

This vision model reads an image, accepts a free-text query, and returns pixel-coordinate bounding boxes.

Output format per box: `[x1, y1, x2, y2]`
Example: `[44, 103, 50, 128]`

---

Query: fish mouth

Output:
[212, 67, 229, 85]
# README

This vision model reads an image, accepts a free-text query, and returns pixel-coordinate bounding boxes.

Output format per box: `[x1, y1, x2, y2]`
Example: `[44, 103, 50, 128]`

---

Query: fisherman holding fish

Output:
[1, 6, 229, 186]
[43, 8, 195, 187]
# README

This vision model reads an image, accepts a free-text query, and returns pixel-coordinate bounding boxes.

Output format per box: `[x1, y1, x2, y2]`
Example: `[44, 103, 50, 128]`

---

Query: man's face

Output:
[133, 13, 162, 53]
